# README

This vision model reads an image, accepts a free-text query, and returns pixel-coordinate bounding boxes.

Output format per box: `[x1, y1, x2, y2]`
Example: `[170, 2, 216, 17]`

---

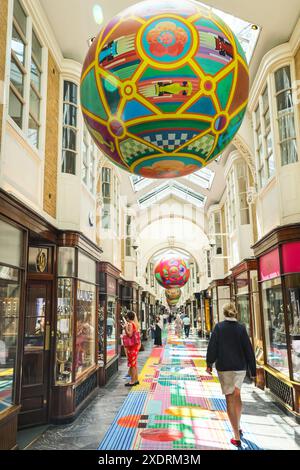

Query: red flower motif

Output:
[146, 21, 188, 58]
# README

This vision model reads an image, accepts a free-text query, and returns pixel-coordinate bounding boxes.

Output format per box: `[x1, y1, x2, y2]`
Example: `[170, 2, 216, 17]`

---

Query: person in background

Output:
[154, 315, 163, 347]
[206, 303, 256, 448]
[182, 313, 191, 338]
[123, 311, 141, 387]
[197, 315, 202, 338]
[174, 314, 183, 338]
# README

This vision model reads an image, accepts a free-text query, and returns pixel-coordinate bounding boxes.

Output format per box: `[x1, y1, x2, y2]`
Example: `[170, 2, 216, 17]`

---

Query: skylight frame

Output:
[138, 181, 207, 209]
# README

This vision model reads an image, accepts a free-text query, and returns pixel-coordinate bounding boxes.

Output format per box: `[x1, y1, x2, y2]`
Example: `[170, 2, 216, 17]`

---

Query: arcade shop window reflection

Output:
[262, 278, 289, 376]
[285, 274, 300, 382]
[106, 297, 117, 361]
[76, 282, 96, 378]
[0, 268, 20, 412]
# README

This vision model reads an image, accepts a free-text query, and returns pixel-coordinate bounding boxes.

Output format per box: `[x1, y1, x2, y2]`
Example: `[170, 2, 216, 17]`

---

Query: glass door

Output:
[20, 281, 52, 426]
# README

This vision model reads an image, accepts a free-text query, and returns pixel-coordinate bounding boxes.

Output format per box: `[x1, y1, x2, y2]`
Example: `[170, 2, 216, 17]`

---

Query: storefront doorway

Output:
[19, 280, 53, 427]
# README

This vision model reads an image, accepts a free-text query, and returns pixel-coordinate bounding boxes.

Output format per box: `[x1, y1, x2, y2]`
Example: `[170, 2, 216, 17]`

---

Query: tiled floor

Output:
[28, 330, 300, 451]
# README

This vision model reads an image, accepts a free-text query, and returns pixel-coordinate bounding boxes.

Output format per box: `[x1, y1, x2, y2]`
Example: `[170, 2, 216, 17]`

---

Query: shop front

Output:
[198, 290, 212, 338]
[231, 259, 264, 388]
[253, 224, 300, 417]
[210, 278, 232, 327]
[98, 263, 120, 385]
[141, 291, 150, 339]
[0, 190, 103, 448]
[51, 233, 101, 424]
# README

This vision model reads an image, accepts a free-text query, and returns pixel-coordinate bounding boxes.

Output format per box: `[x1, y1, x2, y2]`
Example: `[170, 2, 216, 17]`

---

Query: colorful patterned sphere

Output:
[154, 257, 190, 288]
[80, 0, 249, 178]
[167, 298, 180, 307]
[165, 288, 182, 301]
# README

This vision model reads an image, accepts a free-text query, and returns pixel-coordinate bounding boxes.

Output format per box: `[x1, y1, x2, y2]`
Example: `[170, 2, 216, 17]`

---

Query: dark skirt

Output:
[154, 325, 162, 346]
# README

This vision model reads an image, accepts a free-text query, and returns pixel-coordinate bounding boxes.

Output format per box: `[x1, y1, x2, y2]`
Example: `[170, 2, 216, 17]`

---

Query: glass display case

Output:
[56, 278, 73, 384]
[250, 270, 264, 362]
[285, 274, 300, 382]
[261, 278, 289, 376]
[106, 297, 117, 362]
[0, 267, 20, 413]
[55, 248, 97, 385]
[76, 282, 96, 378]
[235, 271, 251, 336]
[0, 220, 23, 415]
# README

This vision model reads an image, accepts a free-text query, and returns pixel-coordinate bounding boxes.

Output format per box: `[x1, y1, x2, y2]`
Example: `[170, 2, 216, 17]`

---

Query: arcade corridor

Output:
[27, 328, 300, 451]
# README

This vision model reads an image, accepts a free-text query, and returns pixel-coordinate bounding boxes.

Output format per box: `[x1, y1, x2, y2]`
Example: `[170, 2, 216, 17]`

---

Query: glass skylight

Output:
[184, 168, 215, 189]
[138, 181, 206, 208]
[131, 175, 154, 192]
[198, 1, 260, 63]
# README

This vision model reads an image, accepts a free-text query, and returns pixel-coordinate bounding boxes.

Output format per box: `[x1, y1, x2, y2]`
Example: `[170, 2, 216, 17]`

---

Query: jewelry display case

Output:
[51, 244, 99, 423]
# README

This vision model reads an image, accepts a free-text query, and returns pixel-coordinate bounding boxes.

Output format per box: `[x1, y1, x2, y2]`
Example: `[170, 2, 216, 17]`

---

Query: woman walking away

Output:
[206, 303, 256, 447]
[174, 314, 183, 338]
[154, 316, 163, 347]
[123, 311, 141, 387]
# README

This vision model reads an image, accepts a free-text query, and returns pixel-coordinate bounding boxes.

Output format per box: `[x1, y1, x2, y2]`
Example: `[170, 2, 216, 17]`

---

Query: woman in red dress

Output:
[124, 311, 141, 387]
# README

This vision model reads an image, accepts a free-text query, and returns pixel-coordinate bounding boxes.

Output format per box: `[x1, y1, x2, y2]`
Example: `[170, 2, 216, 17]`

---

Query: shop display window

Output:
[106, 297, 117, 362]
[0, 269, 20, 413]
[75, 282, 96, 378]
[261, 278, 289, 376]
[285, 274, 300, 382]
[0, 220, 23, 414]
[98, 301, 105, 366]
[56, 278, 73, 384]
[218, 285, 231, 322]
[250, 270, 264, 360]
[211, 287, 218, 327]
[235, 273, 251, 337]
[55, 248, 97, 383]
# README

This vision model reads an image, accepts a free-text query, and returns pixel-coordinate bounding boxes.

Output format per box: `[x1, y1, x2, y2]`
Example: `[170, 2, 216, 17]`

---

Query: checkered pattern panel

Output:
[143, 132, 197, 151]
[187, 133, 215, 158]
[120, 138, 155, 165]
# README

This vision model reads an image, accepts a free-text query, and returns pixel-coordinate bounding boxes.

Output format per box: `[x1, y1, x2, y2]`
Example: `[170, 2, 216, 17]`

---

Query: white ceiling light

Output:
[93, 4, 104, 25]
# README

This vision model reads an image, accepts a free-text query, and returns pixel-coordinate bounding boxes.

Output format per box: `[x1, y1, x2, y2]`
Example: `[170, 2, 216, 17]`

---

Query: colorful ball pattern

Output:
[167, 298, 180, 307]
[80, 0, 249, 178]
[154, 257, 190, 288]
[165, 288, 182, 301]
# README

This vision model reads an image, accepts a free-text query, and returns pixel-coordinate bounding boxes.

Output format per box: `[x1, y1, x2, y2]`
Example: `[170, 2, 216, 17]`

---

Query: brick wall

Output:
[0, 0, 8, 155]
[43, 53, 60, 218]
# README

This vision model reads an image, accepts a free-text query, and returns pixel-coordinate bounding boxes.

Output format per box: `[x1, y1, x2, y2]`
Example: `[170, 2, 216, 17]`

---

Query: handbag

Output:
[123, 327, 140, 348]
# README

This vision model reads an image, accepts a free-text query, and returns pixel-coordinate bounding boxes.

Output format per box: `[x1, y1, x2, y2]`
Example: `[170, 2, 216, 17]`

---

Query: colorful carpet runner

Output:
[99, 331, 262, 450]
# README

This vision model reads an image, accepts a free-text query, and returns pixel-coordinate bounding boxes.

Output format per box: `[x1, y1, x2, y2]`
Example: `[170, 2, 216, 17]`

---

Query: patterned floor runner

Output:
[99, 330, 262, 450]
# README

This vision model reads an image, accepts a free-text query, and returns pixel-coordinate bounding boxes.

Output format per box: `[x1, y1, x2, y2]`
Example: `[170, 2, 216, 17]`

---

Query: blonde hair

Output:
[223, 303, 238, 319]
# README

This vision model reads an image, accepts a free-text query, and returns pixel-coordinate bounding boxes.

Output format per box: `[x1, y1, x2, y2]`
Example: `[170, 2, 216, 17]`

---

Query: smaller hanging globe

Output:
[80, 0, 249, 178]
[155, 257, 190, 288]
[165, 288, 182, 301]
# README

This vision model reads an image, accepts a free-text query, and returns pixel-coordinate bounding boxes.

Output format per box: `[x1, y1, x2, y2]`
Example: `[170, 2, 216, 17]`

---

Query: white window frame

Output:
[273, 64, 298, 167]
[226, 168, 236, 233]
[101, 167, 111, 230]
[81, 124, 97, 194]
[61, 80, 79, 175]
[7, 0, 47, 153]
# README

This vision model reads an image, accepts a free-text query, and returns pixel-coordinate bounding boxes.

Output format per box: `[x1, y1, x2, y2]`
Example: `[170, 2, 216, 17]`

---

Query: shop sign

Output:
[282, 241, 300, 274]
[259, 248, 280, 281]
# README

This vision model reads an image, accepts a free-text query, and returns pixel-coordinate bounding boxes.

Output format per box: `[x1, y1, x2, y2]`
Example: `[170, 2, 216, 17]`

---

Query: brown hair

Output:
[127, 311, 140, 330]
[223, 303, 238, 319]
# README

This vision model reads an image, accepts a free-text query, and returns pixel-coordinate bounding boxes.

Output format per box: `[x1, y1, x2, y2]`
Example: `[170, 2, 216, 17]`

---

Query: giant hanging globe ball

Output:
[165, 287, 182, 301]
[80, 0, 249, 178]
[155, 257, 190, 288]
[167, 298, 180, 307]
